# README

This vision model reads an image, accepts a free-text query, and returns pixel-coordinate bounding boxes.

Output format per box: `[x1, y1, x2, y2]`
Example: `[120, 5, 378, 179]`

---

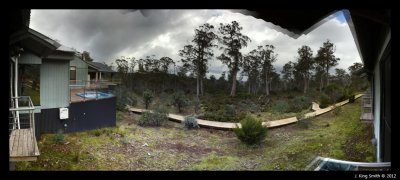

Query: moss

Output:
[193, 153, 240, 170]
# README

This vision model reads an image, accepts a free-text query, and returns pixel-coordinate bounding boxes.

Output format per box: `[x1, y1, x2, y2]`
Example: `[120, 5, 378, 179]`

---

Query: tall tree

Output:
[348, 62, 365, 90]
[281, 61, 294, 91]
[243, 53, 261, 95]
[294, 45, 314, 94]
[257, 45, 277, 96]
[159, 57, 174, 73]
[138, 59, 145, 73]
[82, 51, 93, 61]
[179, 23, 218, 98]
[334, 68, 349, 86]
[315, 40, 340, 87]
[115, 57, 129, 85]
[218, 21, 251, 97]
[129, 57, 137, 73]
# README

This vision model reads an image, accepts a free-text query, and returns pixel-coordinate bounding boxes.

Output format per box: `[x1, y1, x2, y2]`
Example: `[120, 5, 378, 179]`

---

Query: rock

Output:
[147, 152, 151, 156]
[142, 143, 148, 147]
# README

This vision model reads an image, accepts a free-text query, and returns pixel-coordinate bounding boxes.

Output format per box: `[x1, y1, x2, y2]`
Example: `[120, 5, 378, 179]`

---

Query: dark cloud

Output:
[31, 10, 361, 79]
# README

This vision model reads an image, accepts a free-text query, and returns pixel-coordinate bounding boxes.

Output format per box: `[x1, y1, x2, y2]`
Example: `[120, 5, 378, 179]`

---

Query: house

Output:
[87, 61, 115, 82]
[70, 54, 116, 84]
[236, 9, 391, 166]
[9, 10, 117, 164]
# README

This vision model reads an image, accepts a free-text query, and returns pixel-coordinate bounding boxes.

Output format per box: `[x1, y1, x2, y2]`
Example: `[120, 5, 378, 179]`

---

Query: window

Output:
[18, 64, 40, 106]
[70, 66, 76, 81]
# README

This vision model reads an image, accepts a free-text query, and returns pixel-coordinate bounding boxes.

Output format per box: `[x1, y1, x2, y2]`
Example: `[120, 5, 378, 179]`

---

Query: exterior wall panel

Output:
[40, 60, 70, 109]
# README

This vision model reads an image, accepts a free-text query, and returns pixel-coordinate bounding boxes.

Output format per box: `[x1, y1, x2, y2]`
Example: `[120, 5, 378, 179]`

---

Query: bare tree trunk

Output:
[265, 71, 269, 96]
[248, 79, 251, 94]
[196, 74, 200, 98]
[230, 70, 237, 97]
[303, 76, 307, 94]
[326, 66, 330, 86]
[319, 73, 323, 93]
[200, 77, 204, 96]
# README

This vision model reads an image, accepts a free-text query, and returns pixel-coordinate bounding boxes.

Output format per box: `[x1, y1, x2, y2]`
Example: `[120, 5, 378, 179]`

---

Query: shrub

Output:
[225, 104, 236, 117]
[182, 115, 200, 129]
[193, 98, 201, 113]
[53, 132, 65, 144]
[319, 93, 332, 109]
[171, 91, 190, 113]
[115, 86, 130, 111]
[288, 96, 311, 112]
[349, 94, 355, 103]
[272, 101, 289, 113]
[234, 116, 267, 145]
[143, 90, 154, 109]
[138, 106, 169, 126]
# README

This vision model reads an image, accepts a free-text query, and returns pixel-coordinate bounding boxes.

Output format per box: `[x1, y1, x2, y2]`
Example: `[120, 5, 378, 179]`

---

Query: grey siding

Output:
[19, 51, 42, 64]
[40, 59, 70, 109]
[70, 56, 88, 82]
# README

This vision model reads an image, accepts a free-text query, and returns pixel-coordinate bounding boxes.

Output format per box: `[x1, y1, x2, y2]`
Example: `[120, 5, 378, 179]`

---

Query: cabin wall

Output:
[70, 56, 88, 83]
[40, 59, 70, 109]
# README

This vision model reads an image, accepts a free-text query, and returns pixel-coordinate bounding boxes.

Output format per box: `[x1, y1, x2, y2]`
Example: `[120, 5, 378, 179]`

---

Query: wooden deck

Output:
[129, 93, 363, 130]
[360, 112, 373, 122]
[9, 129, 40, 162]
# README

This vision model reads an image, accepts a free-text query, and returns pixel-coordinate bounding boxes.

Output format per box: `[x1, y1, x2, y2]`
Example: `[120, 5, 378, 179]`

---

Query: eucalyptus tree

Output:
[217, 21, 251, 97]
[294, 45, 314, 94]
[315, 40, 340, 86]
[179, 23, 218, 98]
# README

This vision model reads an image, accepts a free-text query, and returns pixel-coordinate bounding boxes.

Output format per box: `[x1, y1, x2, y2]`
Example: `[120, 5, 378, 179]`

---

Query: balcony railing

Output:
[306, 156, 391, 171]
[9, 96, 39, 160]
[69, 80, 119, 103]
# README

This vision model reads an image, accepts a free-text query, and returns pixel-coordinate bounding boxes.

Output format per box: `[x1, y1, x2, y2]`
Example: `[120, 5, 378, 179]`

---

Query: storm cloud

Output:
[30, 9, 361, 78]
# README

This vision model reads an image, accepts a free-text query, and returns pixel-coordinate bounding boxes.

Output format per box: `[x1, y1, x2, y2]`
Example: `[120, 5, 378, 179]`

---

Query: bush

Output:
[234, 116, 267, 145]
[138, 106, 169, 126]
[349, 94, 355, 103]
[288, 96, 311, 112]
[193, 98, 201, 113]
[53, 132, 65, 144]
[143, 90, 154, 109]
[115, 86, 130, 111]
[171, 91, 190, 113]
[182, 115, 200, 129]
[319, 93, 332, 109]
[225, 104, 236, 117]
[272, 101, 289, 113]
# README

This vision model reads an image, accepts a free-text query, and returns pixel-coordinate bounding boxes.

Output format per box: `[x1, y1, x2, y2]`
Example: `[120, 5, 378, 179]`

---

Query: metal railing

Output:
[9, 96, 37, 155]
[361, 88, 373, 122]
[307, 156, 391, 171]
[69, 80, 119, 102]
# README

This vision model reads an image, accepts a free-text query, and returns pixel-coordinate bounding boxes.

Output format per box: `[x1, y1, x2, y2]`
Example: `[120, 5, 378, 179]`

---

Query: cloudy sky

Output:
[30, 9, 362, 78]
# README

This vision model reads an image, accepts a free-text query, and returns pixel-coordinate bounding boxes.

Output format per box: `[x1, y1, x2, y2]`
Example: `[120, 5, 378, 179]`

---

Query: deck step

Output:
[9, 129, 40, 162]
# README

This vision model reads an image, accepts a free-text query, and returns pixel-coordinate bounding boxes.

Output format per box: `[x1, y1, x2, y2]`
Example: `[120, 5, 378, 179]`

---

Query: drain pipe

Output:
[12, 54, 21, 129]
[10, 59, 15, 129]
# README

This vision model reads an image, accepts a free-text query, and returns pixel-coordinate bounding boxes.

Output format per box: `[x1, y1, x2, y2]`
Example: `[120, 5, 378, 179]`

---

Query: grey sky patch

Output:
[30, 9, 361, 79]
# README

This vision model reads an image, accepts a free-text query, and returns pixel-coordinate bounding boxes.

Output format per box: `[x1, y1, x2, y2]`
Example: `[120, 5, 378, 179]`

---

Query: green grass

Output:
[15, 99, 375, 170]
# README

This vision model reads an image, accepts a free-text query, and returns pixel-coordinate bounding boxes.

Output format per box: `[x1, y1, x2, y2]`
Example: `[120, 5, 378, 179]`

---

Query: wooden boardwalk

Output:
[129, 94, 363, 130]
[9, 129, 40, 162]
